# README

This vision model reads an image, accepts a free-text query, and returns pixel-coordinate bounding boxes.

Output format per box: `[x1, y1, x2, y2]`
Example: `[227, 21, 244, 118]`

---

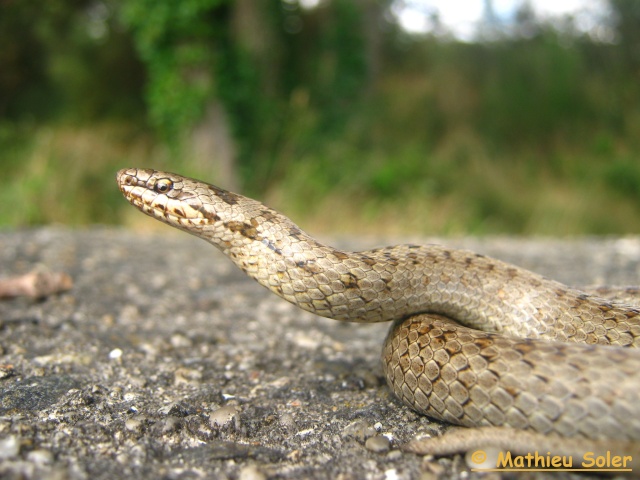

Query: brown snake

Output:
[117, 168, 640, 456]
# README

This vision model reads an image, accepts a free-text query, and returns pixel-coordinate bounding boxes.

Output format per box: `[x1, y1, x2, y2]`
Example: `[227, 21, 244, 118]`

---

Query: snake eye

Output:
[155, 178, 173, 194]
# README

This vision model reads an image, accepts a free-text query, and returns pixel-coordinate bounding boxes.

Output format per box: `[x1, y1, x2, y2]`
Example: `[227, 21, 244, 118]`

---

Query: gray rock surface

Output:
[1, 228, 640, 479]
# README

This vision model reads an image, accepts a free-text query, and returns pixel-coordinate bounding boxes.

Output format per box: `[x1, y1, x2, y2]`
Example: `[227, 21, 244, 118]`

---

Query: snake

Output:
[117, 168, 640, 455]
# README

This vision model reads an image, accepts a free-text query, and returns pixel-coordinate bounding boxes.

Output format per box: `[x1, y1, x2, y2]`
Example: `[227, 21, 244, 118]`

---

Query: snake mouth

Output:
[116, 170, 148, 206]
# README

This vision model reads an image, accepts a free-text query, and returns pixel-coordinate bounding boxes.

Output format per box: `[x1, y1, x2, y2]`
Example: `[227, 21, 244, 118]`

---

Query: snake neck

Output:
[202, 210, 507, 326]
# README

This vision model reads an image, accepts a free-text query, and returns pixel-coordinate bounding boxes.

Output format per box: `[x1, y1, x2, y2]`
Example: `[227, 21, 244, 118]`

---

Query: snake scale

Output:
[117, 168, 640, 450]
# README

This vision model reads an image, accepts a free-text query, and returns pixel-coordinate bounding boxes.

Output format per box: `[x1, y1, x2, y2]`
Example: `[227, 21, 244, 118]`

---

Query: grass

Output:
[1, 122, 153, 226]
[2, 121, 640, 236]
[269, 130, 640, 236]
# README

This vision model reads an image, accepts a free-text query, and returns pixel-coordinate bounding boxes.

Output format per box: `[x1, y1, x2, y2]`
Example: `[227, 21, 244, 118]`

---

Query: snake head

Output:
[116, 168, 235, 232]
[116, 168, 289, 254]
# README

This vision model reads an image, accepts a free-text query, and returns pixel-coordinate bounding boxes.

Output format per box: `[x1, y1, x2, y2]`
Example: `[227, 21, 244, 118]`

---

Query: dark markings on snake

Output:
[260, 209, 280, 222]
[424, 252, 438, 262]
[343, 272, 359, 289]
[506, 268, 518, 279]
[598, 303, 614, 312]
[208, 185, 240, 205]
[173, 206, 186, 217]
[514, 341, 536, 354]
[534, 374, 550, 384]
[406, 252, 419, 265]
[474, 337, 495, 351]
[333, 251, 350, 260]
[529, 278, 542, 287]
[310, 239, 325, 249]
[196, 205, 221, 221]
[504, 386, 519, 397]
[381, 253, 400, 267]
[261, 238, 282, 255]
[298, 260, 322, 275]
[225, 221, 259, 239]
[445, 344, 460, 355]
[289, 232, 304, 242]
[361, 255, 376, 267]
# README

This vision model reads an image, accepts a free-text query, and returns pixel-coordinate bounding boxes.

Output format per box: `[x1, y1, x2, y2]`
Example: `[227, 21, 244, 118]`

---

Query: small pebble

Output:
[125, 418, 142, 432]
[0, 435, 19, 460]
[278, 413, 297, 431]
[238, 465, 267, 480]
[109, 348, 123, 360]
[365, 435, 391, 453]
[343, 420, 376, 442]
[160, 417, 180, 434]
[295, 428, 315, 438]
[209, 405, 240, 428]
[170, 333, 192, 348]
[123, 392, 139, 402]
[384, 468, 399, 480]
[0, 364, 15, 379]
[26, 449, 53, 465]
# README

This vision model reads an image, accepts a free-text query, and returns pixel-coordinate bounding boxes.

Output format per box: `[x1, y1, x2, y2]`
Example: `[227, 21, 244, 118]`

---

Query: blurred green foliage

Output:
[2, 0, 640, 234]
[121, 0, 225, 140]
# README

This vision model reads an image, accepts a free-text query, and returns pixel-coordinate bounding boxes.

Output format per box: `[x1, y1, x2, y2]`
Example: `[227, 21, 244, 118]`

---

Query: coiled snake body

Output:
[117, 168, 640, 448]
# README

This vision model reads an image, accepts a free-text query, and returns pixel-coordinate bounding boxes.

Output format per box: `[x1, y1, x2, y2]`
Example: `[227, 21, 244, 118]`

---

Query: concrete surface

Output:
[1, 228, 640, 479]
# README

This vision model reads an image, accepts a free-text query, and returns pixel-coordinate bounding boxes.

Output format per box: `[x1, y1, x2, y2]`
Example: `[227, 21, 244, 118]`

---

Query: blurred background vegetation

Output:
[2, 0, 640, 235]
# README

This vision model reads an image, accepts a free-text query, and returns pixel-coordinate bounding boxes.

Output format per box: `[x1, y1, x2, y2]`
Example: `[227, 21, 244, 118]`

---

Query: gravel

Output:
[1, 227, 639, 479]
